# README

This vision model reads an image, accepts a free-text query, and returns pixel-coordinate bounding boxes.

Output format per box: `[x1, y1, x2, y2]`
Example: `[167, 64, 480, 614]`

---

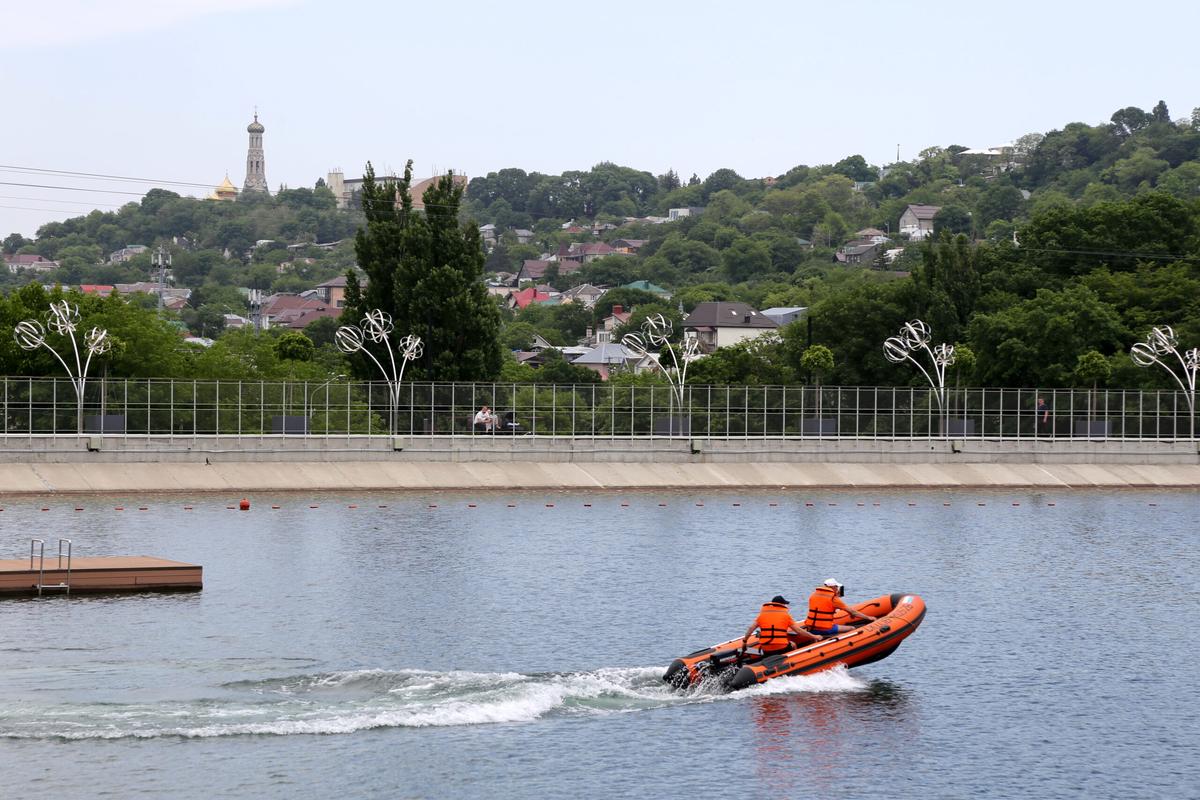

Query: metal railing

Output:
[0, 377, 1195, 440]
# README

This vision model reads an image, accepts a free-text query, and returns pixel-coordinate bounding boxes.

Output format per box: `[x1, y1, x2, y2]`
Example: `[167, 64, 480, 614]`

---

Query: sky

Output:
[2, 0, 1198, 237]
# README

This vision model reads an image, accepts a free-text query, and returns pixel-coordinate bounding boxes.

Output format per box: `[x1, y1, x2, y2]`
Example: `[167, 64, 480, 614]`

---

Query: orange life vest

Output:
[753, 602, 794, 651]
[804, 585, 839, 630]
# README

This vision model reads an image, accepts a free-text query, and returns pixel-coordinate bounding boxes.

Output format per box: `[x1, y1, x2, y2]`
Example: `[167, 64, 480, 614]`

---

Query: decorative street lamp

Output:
[883, 319, 956, 424]
[335, 310, 422, 434]
[620, 313, 700, 408]
[15, 300, 112, 434]
[1130, 325, 1198, 438]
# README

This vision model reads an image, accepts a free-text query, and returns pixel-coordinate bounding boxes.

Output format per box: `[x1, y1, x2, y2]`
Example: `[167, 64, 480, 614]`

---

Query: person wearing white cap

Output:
[802, 579, 876, 636]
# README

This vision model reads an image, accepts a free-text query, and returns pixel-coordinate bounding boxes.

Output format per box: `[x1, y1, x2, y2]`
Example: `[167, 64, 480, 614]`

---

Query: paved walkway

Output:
[1, 461, 1198, 494]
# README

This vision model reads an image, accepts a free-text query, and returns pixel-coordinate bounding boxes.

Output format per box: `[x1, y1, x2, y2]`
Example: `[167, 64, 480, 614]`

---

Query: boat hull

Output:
[663, 593, 925, 691]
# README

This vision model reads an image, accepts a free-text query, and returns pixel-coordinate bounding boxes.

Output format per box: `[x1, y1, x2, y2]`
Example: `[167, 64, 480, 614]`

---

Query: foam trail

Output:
[0, 665, 867, 740]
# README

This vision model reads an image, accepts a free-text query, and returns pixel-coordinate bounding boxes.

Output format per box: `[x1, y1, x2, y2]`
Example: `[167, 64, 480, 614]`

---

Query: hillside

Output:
[3, 100, 1199, 388]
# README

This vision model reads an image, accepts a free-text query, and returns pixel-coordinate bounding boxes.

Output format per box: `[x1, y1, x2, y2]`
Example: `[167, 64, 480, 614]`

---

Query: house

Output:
[513, 229, 534, 245]
[899, 204, 941, 240]
[682, 301, 777, 353]
[855, 228, 891, 245]
[507, 287, 552, 310]
[478, 223, 497, 243]
[760, 306, 808, 327]
[109, 245, 148, 263]
[259, 293, 340, 329]
[611, 238, 648, 254]
[668, 207, 705, 221]
[595, 303, 633, 344]
[79, 285, 115, 296]
[315, 275, 350, 307]
[224, 313, 250, 329]
[834, 242, 881, 265]
[559, 242, 616, 264]
[560, 283, 606, 308]
[4, 254, 59, 273]
[111, 282, 191, 309]
[621, 280, 671, 299]
[571, 343, 646, 380]
[516, 259, 581, 284]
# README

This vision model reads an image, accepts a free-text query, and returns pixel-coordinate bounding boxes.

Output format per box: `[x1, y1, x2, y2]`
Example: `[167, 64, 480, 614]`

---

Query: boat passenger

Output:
[740, 595, 819, 660]
[804, 579, 876, 636]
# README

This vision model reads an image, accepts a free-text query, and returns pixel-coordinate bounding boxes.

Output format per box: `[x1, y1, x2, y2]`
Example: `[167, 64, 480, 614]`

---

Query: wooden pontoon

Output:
[0, 554, 202, 597]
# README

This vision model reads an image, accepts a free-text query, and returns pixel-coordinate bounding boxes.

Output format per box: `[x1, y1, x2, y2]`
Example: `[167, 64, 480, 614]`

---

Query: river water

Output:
[1, 488, 1197, 799]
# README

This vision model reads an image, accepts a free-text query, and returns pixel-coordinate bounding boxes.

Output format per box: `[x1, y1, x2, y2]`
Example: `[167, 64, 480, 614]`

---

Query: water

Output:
[1, 489, 1197, 799]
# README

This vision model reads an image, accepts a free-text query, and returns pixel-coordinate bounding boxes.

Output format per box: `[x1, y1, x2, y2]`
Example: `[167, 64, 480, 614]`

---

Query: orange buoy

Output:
[239, 499, 250, 511]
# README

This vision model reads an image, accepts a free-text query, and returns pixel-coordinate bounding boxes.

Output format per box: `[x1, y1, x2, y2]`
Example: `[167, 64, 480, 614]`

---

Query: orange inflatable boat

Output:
[663, 593, 925, 691]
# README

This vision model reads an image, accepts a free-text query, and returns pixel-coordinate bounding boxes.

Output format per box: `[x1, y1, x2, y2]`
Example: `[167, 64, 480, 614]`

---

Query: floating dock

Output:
[0, 556, 202, 597]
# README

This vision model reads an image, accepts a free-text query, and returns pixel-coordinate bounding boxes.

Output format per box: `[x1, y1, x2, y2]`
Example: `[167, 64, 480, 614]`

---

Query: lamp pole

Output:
[883, 319, 956, 434]
[15, 300, 112, 434]
[1130, 325, 1198, 439]
[305, 374, 347, 428]
[620, 313, 700, 434]
[335, 310, 422, 435]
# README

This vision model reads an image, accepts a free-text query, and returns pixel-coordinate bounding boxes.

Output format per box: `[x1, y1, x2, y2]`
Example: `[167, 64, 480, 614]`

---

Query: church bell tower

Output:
[243, 111, 268, 194]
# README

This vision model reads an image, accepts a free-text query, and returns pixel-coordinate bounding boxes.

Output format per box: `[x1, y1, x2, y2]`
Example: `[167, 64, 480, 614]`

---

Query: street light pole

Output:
[306, 374, 347, 429]
[883, 319, 956, 434]
[1130, 325, 1198, 439]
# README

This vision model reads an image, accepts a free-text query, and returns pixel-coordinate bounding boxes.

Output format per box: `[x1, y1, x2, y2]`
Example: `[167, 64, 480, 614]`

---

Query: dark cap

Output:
[771, 595, 789, 605]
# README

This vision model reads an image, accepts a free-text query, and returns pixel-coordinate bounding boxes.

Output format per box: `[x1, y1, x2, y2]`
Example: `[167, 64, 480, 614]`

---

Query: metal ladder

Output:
[30, 538, 72, 596]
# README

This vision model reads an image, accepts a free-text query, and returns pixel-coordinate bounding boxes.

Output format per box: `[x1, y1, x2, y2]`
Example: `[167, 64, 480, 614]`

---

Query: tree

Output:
[274, 331, 315, 362]
[968, 286, 1124, 386]
[1073, 349, 1112, 421]
[501, 321, 539, 351]
[3, 233, 31, 254]
[1151, 100, 1171, 123]
[658, 170, 681, 192]
[722, 237, 772, 282]
[686, 335, 793, 385]
[304, 316, 341, 348]
[832, 155, 876, 182]
[799, 344, 834, 384]
[347, 161, 503, 381]
[1110, 106, 1150, 138]
[932, 205, 972, 237]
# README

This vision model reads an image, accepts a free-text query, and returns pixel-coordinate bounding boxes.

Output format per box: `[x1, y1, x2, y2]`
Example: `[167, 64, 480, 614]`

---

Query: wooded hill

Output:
[2, 100, 1198, 388]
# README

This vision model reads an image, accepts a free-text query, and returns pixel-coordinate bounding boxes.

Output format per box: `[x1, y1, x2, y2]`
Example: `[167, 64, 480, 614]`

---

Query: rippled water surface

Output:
[1, 489, 1197, 799]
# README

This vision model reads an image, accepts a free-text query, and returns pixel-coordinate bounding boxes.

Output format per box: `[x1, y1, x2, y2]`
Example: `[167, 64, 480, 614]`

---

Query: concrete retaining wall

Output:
[2, 434, 1198, 464]
[0, 434, 1197, 493]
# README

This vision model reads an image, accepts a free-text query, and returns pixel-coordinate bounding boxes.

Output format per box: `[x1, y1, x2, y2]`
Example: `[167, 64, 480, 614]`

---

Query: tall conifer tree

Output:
[347, 161, 503, 381]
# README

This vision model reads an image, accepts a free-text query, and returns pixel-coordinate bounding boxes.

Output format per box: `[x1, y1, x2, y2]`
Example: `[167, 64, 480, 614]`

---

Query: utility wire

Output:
[0, 164, 234, 191]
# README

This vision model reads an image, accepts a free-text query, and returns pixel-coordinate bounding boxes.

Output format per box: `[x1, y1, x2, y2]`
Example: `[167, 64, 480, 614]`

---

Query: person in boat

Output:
[803, 579, 876, 637]
[739, 595, 820, 660]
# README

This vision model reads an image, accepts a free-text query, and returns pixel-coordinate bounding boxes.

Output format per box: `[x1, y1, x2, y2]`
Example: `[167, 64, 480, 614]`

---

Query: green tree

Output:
[274, 331, 315, 362]
[799, 344, 834, 385]
[348, 161, 503, 381]
[968, 286, 1125, 386]
[501, 321, 539, 351]
[932, 205, 972, 237]
[1073, 349, 1112, 420]
[722, 236, 772, 282]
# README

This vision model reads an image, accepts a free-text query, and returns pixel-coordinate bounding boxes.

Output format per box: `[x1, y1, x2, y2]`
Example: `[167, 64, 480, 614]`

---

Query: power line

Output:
[0, 194, 127, 209]
[0, 164, 232, 191]
[0, 180, 164, 197]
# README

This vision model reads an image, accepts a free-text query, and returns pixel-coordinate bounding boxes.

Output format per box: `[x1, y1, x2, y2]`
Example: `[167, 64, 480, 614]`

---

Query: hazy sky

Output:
[3, 0, 1197, 237]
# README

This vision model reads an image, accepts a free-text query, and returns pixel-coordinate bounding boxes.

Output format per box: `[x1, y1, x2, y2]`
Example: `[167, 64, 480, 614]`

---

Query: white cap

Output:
[823, 578, 842, 588]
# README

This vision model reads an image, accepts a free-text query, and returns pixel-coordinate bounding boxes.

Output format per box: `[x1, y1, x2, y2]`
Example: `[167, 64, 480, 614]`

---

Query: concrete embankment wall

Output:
[0, 435, 1197, 493]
